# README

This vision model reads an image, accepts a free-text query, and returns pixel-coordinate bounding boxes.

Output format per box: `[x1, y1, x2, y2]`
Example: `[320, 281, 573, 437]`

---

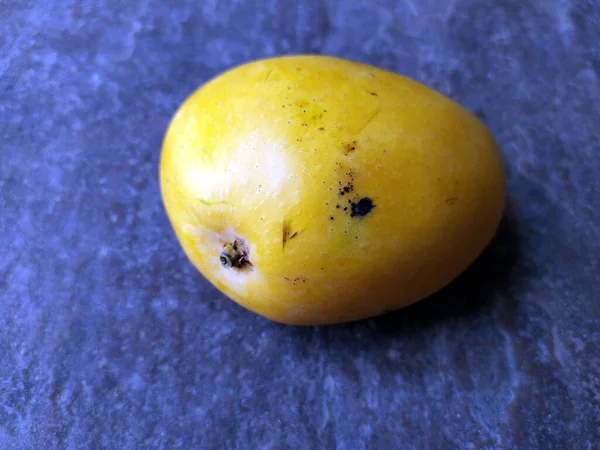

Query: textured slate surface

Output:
[1, 0, 599, 448]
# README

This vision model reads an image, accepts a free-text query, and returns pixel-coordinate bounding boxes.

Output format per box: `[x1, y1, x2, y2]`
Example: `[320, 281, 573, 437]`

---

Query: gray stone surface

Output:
[1, 0, 599, 448]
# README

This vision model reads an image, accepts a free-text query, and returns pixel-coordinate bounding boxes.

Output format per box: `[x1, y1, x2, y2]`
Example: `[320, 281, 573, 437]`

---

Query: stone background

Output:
[1, 0, 599, 448]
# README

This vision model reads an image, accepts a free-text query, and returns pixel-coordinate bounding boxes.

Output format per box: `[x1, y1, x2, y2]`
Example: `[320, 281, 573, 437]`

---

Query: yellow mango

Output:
[160, 55, 506, 325]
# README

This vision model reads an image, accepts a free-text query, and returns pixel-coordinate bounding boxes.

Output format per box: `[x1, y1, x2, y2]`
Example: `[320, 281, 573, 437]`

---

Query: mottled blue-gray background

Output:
[1, 0, 599, 448]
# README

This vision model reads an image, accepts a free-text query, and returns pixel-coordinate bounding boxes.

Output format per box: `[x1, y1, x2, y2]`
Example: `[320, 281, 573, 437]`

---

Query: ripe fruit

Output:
[160, 55, 506, 325]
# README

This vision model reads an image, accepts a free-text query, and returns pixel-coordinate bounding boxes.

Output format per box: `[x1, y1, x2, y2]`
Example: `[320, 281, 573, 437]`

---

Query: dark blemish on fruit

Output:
[330, 216, 334, 220]
[338, 182, 353, 196]
[336, 205, 340, 209]
[290, 232, 298, 240]
[350, 197, 375, 218]
[284, 276, 307, 285]
[263, 70, 274, 82]
[301, 122, 307, 127]
[303, 109, 306, 113]
[296, 138, 302, 142]
[343, 207, 347, 211]
[343, 140, 357, 154]
[292, 277, 307, 285]
[336, 164, 355, 198]
[370, 92, 378, 96]
[282, 219, 291, 249]
[317, 127, 325, 131]
[445, 197, 458, 205]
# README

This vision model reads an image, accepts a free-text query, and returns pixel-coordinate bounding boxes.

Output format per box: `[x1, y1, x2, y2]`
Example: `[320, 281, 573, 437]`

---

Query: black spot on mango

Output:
[350, 197, 375, 218]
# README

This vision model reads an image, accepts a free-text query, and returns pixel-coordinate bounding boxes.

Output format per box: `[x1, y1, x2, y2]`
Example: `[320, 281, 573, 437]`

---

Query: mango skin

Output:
[160, 55, 506, 325]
